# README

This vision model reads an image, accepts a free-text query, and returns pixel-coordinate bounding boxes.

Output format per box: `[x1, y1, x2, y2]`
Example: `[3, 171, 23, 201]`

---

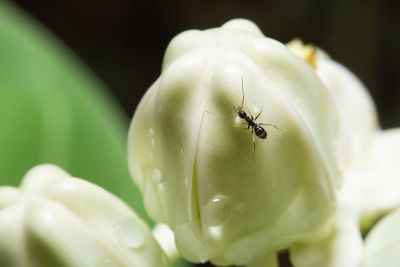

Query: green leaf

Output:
[0, 1, 152, 225]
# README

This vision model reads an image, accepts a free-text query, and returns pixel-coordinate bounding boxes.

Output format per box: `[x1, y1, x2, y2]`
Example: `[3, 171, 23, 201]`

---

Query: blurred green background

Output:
[1, 1, 399, 267]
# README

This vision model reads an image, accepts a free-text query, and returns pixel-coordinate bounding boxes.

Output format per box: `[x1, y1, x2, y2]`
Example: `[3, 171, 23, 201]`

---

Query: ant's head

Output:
[238, 110, 246, 118]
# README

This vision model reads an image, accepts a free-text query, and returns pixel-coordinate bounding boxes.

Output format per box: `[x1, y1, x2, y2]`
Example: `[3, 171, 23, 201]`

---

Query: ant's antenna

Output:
[240, 76, 245, 110]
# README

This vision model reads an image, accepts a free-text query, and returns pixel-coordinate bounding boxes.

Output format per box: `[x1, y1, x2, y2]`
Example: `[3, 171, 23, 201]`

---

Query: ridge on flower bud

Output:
[128, 18, 341, 265]
[0, 164, 170, 267]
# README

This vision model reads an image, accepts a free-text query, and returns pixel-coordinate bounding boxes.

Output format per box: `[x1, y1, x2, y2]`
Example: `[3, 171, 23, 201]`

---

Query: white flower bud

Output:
[355, 129, 400, 219]
[128, 19, 341, 265]
[0, 164, 170, 267]
[289, 127, 400, 267]
[287, 39, 378, 172]
[290, 209, 363, 267]
[315, 53, 378, 173]
[285, 40, 380, 267]
[362, 206, 400, 267]
[152, 223, 179, 261]
[286, 39, 400, 267]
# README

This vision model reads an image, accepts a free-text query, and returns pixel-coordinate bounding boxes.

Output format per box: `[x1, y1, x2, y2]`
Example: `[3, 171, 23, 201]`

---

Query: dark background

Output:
[6, 1, 400, 266]
[9, 0, 400, 129]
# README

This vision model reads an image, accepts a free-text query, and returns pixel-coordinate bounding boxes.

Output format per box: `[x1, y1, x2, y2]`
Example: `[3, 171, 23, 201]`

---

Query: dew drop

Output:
[115, 218, 146, 250]
[252, 105, 260, 115]
[157, 183, 165, 194]
[143, 177, 164, 222]
[233, 115, 242, 127]
[148, 128, 155, 146]
[152, 168, 163, 184]
[235, 202, 248, 215]
[202, 195, 231, 226]
[148, 128, 154, 138]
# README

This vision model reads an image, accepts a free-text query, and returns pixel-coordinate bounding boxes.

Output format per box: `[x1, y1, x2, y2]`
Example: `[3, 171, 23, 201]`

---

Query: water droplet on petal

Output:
[142, 173, 164, 222]
[148, 128, 155, 146]
[202, 195, 231, 226]
[252, 105, 260, 115]
[157, 183, 165, 194]
[116, 218, 146, 250]
[152, 168, 163, 184]
[148, 128, 154, 138]
[234, 115, 242, 127]
[235, 202, 248, 215]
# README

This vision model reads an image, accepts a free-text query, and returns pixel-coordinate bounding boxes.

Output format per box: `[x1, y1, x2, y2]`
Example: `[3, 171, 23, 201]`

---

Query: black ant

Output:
[236, 76, 279, 152]
[206, 77, 280, 152]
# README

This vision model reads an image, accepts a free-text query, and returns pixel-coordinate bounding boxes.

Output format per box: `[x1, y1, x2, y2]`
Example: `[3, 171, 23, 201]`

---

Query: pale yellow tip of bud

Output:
[287, 38, 317, 69]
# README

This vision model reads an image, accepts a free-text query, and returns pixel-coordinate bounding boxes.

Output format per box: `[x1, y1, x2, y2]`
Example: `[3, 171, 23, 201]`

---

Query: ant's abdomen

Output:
[254, 125, 267, 139]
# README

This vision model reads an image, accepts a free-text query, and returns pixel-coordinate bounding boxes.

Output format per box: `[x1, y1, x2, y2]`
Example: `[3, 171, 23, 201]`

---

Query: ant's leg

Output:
[251, 128, 256, 154]
[240, 76, 245, 111]
[241, 123, 250, 130]
[259, 123, 281, 130]
[206, 111, 233, 120]
[247, 110, 254, 120]
[254, 108, 262, 120]
[254, 103, 264, 121]
[223, 114, 234, 119]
